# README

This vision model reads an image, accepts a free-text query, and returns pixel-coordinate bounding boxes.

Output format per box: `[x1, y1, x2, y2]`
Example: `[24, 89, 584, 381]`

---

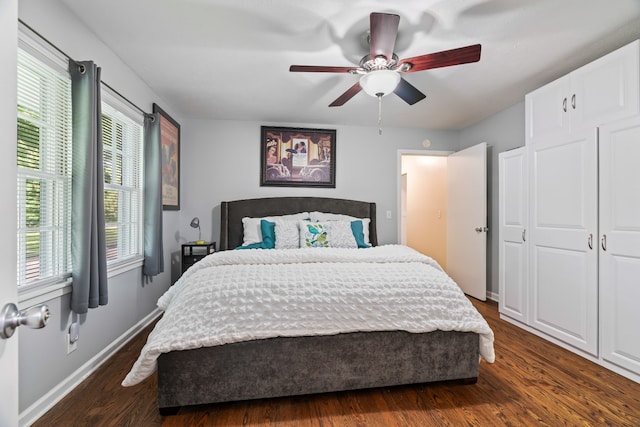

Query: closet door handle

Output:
[601, 234, 607, 251]
[588, 233, 593, 250]
[571, 94, 576, 109]
[562, 97, 567, 112]
[522, 229, 526, 242]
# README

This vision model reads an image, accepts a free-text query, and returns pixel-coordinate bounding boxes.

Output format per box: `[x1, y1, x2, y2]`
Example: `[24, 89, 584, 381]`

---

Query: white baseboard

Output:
[486, 291, 499, 302]
[19, 308, 162, 427]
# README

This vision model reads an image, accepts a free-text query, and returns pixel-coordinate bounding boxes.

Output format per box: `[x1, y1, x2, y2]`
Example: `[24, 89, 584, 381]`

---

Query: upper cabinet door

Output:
[572, 40, 640, 131]
[526, 77, 572, 144]
[526, 40, 640, 146]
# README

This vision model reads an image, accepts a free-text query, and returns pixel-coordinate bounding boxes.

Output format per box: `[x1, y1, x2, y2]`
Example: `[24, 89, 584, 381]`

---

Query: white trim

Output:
[500, 313, 640, 386]
[18, 279, 71, 307]
[18, 260, 143, 307]
[107, 256, 144, 279]
[486, 291, 499, 303]
[19, 308, 162, 427]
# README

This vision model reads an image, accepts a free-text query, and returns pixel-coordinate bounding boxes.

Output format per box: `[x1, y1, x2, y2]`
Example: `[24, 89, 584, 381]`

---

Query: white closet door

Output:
[529, 129, 598, 356]
[599, 115, 640, 376]
[499, 147, 528, 323]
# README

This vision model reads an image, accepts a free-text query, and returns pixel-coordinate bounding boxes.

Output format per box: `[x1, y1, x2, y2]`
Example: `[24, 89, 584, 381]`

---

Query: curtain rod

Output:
[18, 19, 150, 118]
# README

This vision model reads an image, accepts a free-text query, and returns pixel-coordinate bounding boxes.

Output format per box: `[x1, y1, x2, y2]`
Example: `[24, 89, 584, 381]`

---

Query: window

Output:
[17, 31, 73, 290]
[101, 92, 143, 265]
[17, 26, 144, 292]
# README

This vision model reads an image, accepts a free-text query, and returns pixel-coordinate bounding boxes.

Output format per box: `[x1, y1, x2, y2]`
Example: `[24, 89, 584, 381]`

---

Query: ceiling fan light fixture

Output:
[359, 70, 400, 97]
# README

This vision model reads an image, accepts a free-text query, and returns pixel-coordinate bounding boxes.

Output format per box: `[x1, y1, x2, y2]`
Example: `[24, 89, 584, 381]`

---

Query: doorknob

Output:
[0, 303, 50, 339]
[475, 226, 488, 233]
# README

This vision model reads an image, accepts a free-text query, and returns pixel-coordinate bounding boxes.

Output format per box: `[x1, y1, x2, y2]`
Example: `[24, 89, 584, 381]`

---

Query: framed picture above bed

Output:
[260, 126, 336, 188]
[154, 103, 181, 210]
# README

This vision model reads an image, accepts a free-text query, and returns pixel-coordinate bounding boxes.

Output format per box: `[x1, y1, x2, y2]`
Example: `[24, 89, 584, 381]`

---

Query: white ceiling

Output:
[60, 0, 640, 130]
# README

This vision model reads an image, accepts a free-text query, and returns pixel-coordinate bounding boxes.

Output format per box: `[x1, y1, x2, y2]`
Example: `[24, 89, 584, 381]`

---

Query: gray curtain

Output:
[143, 113, 164, 276]
[70, 60, 108, 314]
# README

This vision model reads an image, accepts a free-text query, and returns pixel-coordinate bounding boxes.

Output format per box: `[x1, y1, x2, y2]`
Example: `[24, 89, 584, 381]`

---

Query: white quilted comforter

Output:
[122, 245, 495, 386]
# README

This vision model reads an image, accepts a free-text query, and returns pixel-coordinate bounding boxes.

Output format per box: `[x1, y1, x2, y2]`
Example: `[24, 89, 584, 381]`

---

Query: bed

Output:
[122, 197, 494, 415]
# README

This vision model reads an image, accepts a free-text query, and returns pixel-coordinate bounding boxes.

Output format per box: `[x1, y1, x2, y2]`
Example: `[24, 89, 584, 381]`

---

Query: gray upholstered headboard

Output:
[220, 197, 377, 250]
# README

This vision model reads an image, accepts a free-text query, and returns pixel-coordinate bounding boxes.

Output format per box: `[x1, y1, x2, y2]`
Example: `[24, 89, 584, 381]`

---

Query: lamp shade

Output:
[190, 217, 200, 228]
[359, 70, 401, 97]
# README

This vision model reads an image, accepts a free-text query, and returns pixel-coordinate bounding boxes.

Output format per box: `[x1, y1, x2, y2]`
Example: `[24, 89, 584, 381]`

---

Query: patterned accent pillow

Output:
[299, 222, 329, 248]
[274, 219, 301, 249]
[308, 212, 371, 246]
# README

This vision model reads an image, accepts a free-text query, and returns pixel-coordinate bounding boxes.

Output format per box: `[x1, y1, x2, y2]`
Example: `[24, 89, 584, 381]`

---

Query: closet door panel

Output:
[499, 148, 528, 322]
[530, 131, 598, 355]
[600, 116, 640, 375]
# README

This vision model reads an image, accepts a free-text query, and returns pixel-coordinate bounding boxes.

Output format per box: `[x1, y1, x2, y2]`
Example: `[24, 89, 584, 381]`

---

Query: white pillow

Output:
[328, 221, 358, 248]
[274, 219, 301, 249]
[308, 212, 371, 246]
[241, 212, 309, 245]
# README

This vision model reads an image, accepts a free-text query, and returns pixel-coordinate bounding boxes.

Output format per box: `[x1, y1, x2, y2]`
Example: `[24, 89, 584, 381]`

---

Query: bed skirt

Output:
[157, 329, 479, 412]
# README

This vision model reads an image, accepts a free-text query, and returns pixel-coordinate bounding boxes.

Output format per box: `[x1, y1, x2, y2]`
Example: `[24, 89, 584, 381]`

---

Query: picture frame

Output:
[153, 103, 181, 210]
[260, 126, 336, 188]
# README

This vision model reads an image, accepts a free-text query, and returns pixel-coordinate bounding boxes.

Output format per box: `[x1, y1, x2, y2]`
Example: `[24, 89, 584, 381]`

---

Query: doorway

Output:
[398, 144, 488, 300]
[399, 152, 449, 269]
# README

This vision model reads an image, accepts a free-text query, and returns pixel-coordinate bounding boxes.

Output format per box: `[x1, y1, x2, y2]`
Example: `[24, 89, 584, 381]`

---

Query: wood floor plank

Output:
[32, 299, 640, 426]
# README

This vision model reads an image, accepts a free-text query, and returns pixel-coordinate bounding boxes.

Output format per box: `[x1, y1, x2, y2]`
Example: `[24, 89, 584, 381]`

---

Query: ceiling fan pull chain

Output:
[378, 93, 383, 135]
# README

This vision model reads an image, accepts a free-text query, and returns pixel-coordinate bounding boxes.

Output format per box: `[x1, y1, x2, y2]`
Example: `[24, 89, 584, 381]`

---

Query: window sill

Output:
[18, 256, 145, 307]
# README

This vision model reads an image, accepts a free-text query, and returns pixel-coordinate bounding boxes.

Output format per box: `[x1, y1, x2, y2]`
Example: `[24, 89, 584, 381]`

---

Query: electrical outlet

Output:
[67, 322, 79, 354]
[386, 210, 392, 219]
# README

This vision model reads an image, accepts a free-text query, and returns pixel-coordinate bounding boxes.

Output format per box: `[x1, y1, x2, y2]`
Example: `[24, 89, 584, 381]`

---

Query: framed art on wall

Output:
[260, 126, 336, 188]
[153, 103, 181, 210]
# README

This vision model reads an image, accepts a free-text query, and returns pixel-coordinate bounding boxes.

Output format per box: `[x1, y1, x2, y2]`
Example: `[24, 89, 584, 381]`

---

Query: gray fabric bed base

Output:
[157, 329, 479, 413]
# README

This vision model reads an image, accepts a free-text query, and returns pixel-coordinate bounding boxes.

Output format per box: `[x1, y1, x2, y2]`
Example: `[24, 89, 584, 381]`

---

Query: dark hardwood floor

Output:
[33, 299, 640, 426]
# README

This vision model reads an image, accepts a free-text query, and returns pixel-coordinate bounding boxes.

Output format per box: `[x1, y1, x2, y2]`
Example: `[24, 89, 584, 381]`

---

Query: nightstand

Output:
[181, 241, 216, 274]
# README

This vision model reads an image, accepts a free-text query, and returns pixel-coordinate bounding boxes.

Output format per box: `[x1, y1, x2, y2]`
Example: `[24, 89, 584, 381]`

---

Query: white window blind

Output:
[17, 32, 73, 289]
[101, 93, 143, 264]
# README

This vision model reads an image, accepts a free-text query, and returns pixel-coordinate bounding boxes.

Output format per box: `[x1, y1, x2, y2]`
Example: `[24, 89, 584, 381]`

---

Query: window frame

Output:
[17, 24, 145, 303]
[101, 87, 145, 270]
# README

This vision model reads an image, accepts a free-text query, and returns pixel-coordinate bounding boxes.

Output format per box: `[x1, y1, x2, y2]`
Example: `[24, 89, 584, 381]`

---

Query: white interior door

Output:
[446, 142, 487, 300]
[0, 1, 19, 425]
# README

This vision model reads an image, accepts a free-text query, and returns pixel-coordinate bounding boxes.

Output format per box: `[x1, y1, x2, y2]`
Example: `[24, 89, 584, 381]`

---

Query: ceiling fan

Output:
[289, 12, 482, 107]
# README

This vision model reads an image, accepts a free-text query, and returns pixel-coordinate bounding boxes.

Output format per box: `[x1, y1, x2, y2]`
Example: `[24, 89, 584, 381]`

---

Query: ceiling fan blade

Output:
[369, 12, 400, 62]
[329, 81, 362, 107]
[398, 44, 481, 73]
[394, 78, 426, 105]
[289, 65, 360, 73]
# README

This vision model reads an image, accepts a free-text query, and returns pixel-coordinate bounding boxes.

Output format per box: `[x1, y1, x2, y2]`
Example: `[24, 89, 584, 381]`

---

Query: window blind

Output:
[17, 40, 73, 288]
[101, 92, 143, 264]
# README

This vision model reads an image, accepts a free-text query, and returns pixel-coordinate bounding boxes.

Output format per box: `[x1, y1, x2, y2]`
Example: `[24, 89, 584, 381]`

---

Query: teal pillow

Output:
[260, 219, 276, 248]
[235, 220, 276, 249]
[351, 220, 371, 248]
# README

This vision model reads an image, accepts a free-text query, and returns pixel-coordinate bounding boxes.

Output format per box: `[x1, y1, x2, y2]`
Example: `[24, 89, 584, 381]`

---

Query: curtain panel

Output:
[143, 113, 164, 277]
[70, 60, 108, 314]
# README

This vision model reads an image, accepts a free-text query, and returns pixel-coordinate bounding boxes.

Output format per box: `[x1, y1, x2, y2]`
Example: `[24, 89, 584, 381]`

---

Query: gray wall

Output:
[459, 101, 526, 297]
[180, 119, 459, 246]
[17, 0, 179, 412]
